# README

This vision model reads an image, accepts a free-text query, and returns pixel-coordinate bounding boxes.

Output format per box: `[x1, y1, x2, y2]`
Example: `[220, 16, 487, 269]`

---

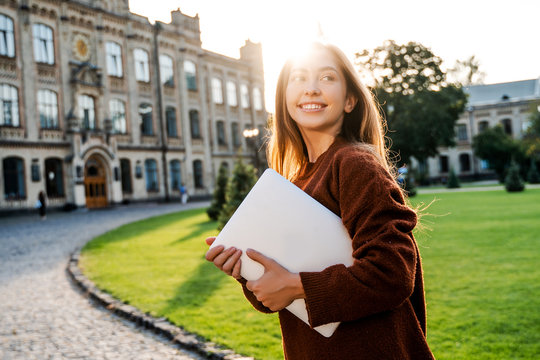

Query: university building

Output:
[0, 0, 268, 212]
[425, 78, 540, 182]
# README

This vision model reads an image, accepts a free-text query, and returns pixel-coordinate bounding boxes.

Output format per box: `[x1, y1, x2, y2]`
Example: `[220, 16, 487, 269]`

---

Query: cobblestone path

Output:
[0, 202, 209, 360]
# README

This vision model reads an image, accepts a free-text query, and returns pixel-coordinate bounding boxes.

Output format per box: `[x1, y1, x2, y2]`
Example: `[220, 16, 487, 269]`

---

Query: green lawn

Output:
[80, 189, 540, 360]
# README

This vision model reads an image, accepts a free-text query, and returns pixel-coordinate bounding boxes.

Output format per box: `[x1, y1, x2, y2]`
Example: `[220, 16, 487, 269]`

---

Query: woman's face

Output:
[285, 47, 355, 139]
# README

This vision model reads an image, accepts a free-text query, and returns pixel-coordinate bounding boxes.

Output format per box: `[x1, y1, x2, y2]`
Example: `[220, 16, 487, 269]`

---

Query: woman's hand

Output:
[205, 237, 242, 279]
[245, 249, 306, 312]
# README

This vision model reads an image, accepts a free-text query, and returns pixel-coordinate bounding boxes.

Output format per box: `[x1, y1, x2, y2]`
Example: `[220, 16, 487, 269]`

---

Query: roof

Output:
[464, 78, 540, 106]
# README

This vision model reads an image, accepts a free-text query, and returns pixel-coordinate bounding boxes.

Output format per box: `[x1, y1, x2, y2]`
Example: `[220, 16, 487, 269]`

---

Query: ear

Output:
[344, 94, 357, 113]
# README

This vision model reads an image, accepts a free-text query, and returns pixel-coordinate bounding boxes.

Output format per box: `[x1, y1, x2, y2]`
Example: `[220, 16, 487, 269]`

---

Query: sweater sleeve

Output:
[300, 149, 418, 328]
[237, 278, 276, 314]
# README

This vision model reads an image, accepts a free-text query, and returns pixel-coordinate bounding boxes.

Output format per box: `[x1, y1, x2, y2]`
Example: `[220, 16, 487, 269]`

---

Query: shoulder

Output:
[330, 141, 392, 181]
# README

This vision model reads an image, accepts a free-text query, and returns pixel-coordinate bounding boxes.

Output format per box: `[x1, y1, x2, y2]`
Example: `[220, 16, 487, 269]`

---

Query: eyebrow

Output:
[290, 66, 339, 73]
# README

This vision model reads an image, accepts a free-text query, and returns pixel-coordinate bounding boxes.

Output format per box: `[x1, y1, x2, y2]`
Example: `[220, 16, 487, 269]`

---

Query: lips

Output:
[298, 102, 327, 111]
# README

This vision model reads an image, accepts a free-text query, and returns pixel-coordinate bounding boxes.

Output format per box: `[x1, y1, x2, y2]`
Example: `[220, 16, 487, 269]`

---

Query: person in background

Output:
[37, 191, 46, 220]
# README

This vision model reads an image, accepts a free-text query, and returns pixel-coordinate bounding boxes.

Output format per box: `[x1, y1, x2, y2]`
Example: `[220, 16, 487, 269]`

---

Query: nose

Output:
[303, 87, 321, 96]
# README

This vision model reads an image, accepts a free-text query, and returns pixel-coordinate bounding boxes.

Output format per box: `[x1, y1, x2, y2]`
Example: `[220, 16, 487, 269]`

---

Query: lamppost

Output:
[243, 127, 261, 174]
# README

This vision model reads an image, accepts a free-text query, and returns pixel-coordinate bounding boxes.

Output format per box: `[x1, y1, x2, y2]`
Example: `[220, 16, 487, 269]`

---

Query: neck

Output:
[300, 130, 338, 163]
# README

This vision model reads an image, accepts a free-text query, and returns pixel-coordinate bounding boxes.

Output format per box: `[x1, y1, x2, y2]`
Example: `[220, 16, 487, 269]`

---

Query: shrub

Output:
[447, 167, 461, 189]
[207, 164, 230, 220]
[505, 161, 525, 192]
[527, 158, 540, 184]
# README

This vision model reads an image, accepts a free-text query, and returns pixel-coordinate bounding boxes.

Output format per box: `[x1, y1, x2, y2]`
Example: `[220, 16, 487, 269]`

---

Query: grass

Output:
[79, 190, 540, 360]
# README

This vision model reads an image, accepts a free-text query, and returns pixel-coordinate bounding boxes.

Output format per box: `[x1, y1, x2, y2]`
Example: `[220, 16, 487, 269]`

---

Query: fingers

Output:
[221, 248, 242, 276]
[246, 248, 276, 268]
[231, 258, 242, 279]
[205, 244, 224, 261]
[205, 236, 216, 246]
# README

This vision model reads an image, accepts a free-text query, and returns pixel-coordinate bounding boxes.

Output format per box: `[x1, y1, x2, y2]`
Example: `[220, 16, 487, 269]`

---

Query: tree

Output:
[521, 102, 540, 159]
[206, 163, 229, 221]
[527, 158, 540, 184]
[356, 40, 467, 167]
[505, 160, 525, 192]
[447, 167, 460, 188]
[472, 125, 522, 182]
[218, 158, 258, 230]
[448, 55, 486, 86]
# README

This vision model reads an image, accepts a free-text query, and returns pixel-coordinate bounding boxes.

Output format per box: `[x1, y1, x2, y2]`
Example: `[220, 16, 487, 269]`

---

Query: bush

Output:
[505, 161, 525, 192]
[218, 158, 258, 230]
[447, 167, 461, 189]
[527, 159, 540, 184]
[207, 164, 230, 220]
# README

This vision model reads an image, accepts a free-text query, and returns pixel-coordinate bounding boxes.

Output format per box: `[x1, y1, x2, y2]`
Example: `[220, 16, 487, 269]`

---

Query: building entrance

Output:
[84, 155, 108, 208]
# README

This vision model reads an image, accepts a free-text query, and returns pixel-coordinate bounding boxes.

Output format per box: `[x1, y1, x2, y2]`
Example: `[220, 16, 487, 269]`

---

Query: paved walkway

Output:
[0, 202, 210, 360]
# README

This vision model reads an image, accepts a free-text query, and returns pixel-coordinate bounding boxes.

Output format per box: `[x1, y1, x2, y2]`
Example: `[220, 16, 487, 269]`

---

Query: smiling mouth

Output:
[298, 103, 326, 111]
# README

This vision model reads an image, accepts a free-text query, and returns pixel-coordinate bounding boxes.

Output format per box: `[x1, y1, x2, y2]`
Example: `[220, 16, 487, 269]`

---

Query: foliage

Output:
[521, 102, 540, 159]
[448, 55, 486, 85]
[207, 164, 230, 220]
[356, 40, 467, 166]
[447, 167, 461, 188]
[218, 158, 258, 230]
[505, 160, 525, 192]
[472, 125, 523, 182]
[527, 158, 540, 184]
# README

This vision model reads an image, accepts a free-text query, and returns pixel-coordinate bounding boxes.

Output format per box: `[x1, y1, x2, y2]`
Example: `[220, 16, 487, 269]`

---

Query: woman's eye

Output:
[291, 75, 305, 82]
[321, 75, 335, 81]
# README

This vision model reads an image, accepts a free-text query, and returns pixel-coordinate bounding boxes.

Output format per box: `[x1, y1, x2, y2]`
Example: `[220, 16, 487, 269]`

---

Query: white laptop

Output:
[210, 168, 354, 337]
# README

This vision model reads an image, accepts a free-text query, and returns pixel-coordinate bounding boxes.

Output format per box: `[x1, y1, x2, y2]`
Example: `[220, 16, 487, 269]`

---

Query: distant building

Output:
[424, 78, 540, 182]
[0, 0, 267, 212]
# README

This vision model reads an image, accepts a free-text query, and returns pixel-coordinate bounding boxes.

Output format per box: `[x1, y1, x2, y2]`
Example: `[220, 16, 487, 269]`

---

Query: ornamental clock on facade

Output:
[72, 34, 90, 62]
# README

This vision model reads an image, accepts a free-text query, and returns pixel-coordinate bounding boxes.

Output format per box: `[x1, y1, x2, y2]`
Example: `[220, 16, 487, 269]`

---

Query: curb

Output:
[67, 249, 254, 360]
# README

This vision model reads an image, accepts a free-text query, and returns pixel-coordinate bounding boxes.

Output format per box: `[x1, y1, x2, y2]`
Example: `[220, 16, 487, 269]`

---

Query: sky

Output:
[129, 0, 540, 112]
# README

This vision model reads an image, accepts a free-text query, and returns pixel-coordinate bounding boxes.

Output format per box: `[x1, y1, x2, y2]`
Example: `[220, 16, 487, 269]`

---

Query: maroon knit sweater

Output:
[241, 137, 435, 360]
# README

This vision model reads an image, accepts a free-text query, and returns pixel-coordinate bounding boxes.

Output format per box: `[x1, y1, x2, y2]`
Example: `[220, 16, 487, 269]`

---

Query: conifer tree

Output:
[447, 167, 461, 188]
[527, 158, 540, 184]
[218, 158, 258, 230]
[207, 164, 230, 221]
[505, 160, 525, 192]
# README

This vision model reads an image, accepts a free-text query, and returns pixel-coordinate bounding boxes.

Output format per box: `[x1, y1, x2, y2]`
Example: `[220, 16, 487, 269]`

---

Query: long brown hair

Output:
[268, 42, 393, 181]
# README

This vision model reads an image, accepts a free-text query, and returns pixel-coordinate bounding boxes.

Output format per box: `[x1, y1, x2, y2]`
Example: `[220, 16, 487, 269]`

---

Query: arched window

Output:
[501, 118, 512, 135]
[253, 87, 263, 111]
[120, 158, 132, 193]
[160, 55, 174, 86]
[3, 157, 25, 199]
[216, 120, 226, 145]
[106, 41, 123, 77]
[193, 159, 203, 188]
[457, 124, 468, 141]
[109, 99, 126, 134]
[240, 84, 250, 109]
[478, 120, 489, 133]
[189, 109, 200, 139]
[227, 81, 237, 107]
[439, 155, 449, 173]
[32, 23, 54, 64]
[0, 84, 19, 126]
[211, 78, 223, 104]
[45, 158, 64, 197]
[184, 60, 197, 90]
[134, 48, 149, 82]
[38, 89, 58, 129]
[169, 159, 181, 190]
[144, 159, 158, 192]
[139, 103, 153, 135]
[459, 153, 471, 172]
[0, 14, 15, 58]
[220, 162, 230, 176]
[78, 94, 95, 130]
[166, 106, 177, 137]
[231, 122, 241, 148]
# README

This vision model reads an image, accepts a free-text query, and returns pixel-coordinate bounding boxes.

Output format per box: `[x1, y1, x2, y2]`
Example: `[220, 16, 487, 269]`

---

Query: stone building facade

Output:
[0, 0, 267, 212]
[424, 78, 540, 182]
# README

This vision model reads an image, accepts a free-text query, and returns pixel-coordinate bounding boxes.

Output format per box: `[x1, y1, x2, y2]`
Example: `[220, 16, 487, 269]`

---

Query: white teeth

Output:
[301, 104, 322, 110]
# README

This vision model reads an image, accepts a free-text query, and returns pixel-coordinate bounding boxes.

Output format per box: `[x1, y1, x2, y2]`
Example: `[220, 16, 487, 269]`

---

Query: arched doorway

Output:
[84, 155, 108, 208]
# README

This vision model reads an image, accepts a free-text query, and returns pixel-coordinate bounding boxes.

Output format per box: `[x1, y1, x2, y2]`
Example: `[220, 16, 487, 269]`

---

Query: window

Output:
[3, 157, 25, 199]
[193, 160, 203, 189]
[134, 48, 149, 82]
[120, 159, 132, 193]
[501, 118, 512, 135]
[189, 109, 200, 139]
[0, 84, 19, 126]
[144, 159, 158, 192]
[478, 120, 489, 133]
[109, 99, 126, 134]
[106, 41, 123, 77]
[253, 87, 263, 111]
[459, 153, 471, 172]
[231, 122, 241, 148]
[439, 155, 449, 173]
[160, 55, 174, 86]
[0, 14, 15, 58]
[169, 160, 181, 190]
[33, 23, 54, 64]
[216, 120, 226, 145]
[184, 60, 197, 90]
[457, 124, 468, 141]
[166, 106, 177, 137]
[480, 160, 489, 170]
[227, 81, 237, 107]
[240, 84, 250, 108]
[78, 94, 95, 130]
[211, 78, 223, 104]
[37, 90, 58, 129]
[45, 158, 64, 197]
[139, 103, 153, 135]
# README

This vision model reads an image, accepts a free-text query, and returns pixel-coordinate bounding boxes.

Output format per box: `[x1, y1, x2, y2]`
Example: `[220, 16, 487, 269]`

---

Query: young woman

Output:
[205, 42, 435, 360]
